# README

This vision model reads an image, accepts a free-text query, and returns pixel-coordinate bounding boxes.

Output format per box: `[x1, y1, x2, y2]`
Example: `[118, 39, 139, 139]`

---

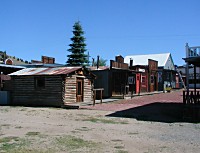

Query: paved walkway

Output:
[79, 89, 183, 111]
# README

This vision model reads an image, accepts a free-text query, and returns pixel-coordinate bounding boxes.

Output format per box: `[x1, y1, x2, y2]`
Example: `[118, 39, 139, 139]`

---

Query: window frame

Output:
[34, 77, 45, 89]
[141, 76, 146, 87]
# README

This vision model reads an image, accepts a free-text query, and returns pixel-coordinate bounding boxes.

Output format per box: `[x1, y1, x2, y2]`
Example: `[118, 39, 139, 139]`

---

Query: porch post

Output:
[185, 43, 190, 103]
[194, 65, 197, 103]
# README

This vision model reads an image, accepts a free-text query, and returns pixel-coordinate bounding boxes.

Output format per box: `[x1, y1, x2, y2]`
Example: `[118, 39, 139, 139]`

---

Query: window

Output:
[141, 76, 146, 86]
[34, 77, 45, 89]
[128, 76, 134, 84]
[158, 72, 162, 83]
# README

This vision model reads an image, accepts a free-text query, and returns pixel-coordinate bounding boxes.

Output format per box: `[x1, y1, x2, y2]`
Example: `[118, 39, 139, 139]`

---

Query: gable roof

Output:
[9, 67, 82, 76]
[124, 53, 171, 67]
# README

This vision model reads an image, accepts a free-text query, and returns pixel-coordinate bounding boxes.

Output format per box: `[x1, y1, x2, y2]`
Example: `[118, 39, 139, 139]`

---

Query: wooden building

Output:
[91, 55, 135, 98]
[0, 64, 25, 105]
[0, 51, 29, 65]
[9, 67, 95, 107]
[175, 73, 186, 89]
[183, 43, 200, 121]
[129, 59, 158, 93]
[177, 65, 200, 89]
[125, 53, 176, 92]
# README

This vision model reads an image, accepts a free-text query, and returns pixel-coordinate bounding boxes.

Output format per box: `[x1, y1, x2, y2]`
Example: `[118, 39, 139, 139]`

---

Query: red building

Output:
[129, 59, 158, 94]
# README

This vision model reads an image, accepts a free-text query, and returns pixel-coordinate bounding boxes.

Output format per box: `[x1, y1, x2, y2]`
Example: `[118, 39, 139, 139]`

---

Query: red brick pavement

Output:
[80, 90, 183, 111]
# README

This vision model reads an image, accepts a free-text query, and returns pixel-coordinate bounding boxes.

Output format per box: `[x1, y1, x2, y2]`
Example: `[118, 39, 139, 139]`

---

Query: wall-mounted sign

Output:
[138, 68, 145, 72]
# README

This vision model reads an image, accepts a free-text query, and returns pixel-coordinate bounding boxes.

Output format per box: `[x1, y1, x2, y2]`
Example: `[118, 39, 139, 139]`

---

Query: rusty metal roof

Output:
[9, 67, 82, 76]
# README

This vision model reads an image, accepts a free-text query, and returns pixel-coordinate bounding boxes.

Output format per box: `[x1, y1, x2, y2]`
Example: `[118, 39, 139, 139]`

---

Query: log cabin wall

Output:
[83, 76, 92, 102]
[11, 75, 63, 106]
[64, 75, 93, 104]
[64, 75, 76, 104]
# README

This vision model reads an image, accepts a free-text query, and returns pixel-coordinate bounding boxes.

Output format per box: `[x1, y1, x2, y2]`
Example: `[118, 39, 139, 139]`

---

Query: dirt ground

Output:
[0, 91, 200, 153]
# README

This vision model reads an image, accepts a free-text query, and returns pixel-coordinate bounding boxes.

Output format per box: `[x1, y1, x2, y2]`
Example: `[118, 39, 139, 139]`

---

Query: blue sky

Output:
[0, 0, 200, 66]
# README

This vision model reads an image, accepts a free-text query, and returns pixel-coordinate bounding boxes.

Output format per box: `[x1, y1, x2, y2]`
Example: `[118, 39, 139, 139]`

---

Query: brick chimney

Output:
[42, 56, 55, 64]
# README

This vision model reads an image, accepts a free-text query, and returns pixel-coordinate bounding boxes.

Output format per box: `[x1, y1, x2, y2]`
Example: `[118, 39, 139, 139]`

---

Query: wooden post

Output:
[93, 88, 104, 105]
[196, 91, 199, 104]
[183, 90, 186, 104]
[93, 90, 96, 106]
[100, 89, 103, 104]
[194, 65, 197, 103]
[191, 91, 193, 104]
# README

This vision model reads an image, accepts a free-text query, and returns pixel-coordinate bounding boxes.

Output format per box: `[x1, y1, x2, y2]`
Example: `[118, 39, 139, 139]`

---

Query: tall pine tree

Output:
[66, 21, 89, 66]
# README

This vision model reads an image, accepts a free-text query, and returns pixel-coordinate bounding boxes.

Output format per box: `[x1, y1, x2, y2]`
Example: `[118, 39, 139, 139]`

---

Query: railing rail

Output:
[183, 90, 200, 105]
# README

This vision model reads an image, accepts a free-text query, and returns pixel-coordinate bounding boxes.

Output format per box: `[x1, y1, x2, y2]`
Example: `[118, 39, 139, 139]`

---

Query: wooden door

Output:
[136, 74, 140, 94]
[76, 78, 84, 102]
[150, 75, 154, 92]
[150, 74, 157, 92]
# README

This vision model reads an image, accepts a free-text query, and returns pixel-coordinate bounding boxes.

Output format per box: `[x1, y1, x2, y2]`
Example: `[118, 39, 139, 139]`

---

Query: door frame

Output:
[76, 78, 84, 102]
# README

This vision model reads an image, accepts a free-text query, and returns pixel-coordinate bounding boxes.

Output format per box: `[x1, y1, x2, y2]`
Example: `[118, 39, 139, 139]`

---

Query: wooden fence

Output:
[183, 90, 200, 121]
[183, 90, 200, 104]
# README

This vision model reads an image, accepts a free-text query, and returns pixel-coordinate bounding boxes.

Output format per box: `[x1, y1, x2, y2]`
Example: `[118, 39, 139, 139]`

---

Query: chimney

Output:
[42, 56, 55, 64]
[130, 58, 133, 67]
[92, 58, 95, 67]
[97, 55, 100, 70]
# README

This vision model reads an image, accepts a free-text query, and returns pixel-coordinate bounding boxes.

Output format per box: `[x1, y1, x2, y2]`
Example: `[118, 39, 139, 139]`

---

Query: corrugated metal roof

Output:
[0, 64, 26, 69]
[17, 63, 64, 68]
[9, 67, 82, 76]
[124, 53, 170, 67]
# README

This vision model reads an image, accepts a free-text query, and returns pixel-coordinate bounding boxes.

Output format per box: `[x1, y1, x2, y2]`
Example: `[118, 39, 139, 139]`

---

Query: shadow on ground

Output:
[107, 102, 189, 123]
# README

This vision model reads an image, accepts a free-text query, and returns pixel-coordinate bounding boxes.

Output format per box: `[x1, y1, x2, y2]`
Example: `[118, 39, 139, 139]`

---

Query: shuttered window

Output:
[34, 77, 45, 89]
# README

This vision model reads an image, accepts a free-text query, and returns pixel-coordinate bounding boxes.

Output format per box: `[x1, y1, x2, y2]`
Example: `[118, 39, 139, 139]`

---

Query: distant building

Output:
[124, 53, 176, 91]
[128, 59, 158, 93]
[20, 56, 64, 68]
[0, 51, 29, 65]
[90, 55, 133, 98]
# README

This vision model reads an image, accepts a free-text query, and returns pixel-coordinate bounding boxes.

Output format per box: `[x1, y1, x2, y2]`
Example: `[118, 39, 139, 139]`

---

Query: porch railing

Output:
[183, 90, 200, 105]
[183, 90, 200, 121]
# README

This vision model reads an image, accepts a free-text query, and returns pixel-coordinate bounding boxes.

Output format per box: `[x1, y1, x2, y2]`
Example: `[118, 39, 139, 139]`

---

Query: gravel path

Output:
[0, 90, 199, 153]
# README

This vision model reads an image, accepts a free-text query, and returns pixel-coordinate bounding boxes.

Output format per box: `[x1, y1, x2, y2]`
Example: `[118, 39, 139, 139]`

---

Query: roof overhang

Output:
[183, 56, 200, 67]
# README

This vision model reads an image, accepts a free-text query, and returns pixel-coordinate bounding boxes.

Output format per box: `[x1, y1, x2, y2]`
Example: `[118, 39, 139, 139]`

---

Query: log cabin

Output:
[9, 67, 95, 107]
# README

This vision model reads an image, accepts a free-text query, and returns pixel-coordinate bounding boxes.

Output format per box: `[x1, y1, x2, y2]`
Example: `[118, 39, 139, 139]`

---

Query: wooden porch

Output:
[183, 43, 200, 121]
[183, 90, 200, 121]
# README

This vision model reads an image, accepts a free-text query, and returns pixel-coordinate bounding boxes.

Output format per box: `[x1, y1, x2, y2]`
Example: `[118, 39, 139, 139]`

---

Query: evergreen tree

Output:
[66, 21, 89, 66]
[93, 57, 107, 66]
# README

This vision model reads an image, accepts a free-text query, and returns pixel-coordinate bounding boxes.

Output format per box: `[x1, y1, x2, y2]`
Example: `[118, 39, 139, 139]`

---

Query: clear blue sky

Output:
[0, 0, 200, 66]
